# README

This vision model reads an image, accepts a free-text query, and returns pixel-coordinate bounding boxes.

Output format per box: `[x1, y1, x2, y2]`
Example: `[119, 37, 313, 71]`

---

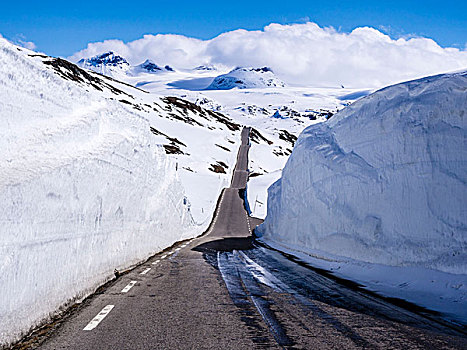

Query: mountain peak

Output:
[138, 59, 162, 72]
[78, 52, 129, 68]
[232, 66, 274, 74]
[194, 65, 217, 71]
[134, 60, 175, 73]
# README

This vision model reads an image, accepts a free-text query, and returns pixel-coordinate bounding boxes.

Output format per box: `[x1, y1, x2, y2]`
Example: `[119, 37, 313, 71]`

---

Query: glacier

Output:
[258, 71, 467, 321]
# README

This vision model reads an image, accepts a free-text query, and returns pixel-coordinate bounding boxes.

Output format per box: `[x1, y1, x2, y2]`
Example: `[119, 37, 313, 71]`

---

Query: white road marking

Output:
[152, 260, 160, 265]
[140, 268, 151, 275]
[175, 248, 181, 251]
[83, 305, 114, 331]
[121, 281, 137, 293]
[161, 255, 167, 259]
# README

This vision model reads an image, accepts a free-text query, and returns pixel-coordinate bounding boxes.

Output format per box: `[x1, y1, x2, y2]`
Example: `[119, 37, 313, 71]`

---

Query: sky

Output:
[1, 0, 466, 57]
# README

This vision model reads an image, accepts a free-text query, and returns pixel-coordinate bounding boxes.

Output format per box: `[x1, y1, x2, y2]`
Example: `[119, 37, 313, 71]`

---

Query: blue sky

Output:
[1, 0, 465, 56]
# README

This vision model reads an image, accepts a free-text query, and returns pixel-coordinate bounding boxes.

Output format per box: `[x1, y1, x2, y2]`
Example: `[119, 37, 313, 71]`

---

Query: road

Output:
[32, 127, 465, 349]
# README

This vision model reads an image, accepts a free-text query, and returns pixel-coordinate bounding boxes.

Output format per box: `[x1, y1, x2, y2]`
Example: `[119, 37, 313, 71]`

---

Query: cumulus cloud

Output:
[69, 22, 467, 88]
[14, 34, 37, 50]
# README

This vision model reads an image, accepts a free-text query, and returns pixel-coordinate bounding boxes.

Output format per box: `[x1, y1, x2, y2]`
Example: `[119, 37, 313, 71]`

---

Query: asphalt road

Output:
[33, 127, 466, 349]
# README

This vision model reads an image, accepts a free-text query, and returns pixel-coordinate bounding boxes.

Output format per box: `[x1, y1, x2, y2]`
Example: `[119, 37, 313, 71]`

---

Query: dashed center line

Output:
[140, 268, 151, 275]
[152, 259, 160, 265]
[175, 248, 181, 251]
[121, 281, 137, 293]
[83, 305, 114, 331]
[161, 255, 167, 259]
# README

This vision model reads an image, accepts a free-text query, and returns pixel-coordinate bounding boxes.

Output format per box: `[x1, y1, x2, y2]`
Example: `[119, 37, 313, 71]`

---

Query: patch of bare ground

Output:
[162, 97, 240, 131]
[278, 129, 297, 146]
[250, 127, 273, 145]
[215, 144, 231, 152]
[209, 161, 228, 173]
[150, 126, 187, 155]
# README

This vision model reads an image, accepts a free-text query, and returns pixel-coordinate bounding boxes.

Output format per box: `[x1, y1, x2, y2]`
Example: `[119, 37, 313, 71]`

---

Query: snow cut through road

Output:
[32, 127, 467, 349]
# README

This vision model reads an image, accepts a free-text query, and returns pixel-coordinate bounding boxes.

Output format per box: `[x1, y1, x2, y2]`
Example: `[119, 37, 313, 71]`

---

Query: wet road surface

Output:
[32, 127, 466, 349]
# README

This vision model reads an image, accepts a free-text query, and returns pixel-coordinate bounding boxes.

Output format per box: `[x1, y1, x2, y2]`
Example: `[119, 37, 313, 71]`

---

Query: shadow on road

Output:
[192, 237, 254, 253]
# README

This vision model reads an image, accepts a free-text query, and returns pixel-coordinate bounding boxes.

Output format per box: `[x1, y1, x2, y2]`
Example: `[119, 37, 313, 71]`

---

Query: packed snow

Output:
[257, 71, 467, 323]
[0, 39, 242, 346]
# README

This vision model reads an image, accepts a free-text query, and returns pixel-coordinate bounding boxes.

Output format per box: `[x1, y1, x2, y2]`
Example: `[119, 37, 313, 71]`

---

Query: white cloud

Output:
[68, 22, 467, 88]
[14, 34, 37, 50]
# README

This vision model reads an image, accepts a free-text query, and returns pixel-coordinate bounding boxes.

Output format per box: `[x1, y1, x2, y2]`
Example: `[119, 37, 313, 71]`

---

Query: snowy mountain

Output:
[131, 59, 175, 74]
[194, 64, 217, 71]
[77, 51, 130, 76]
[0, 38, 243, 346]
[258, 71, 467, 322]
[206, 67, 286, 90]
[77, 52, 175, 78]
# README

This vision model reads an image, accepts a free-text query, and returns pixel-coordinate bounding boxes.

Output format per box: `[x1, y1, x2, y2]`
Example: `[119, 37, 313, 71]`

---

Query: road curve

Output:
[28, 127, 466, 349]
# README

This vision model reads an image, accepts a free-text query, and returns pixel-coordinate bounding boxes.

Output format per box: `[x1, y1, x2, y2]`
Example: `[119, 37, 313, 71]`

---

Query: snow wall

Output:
[258, 71, 467, 275]
[0, 39, 195, 345]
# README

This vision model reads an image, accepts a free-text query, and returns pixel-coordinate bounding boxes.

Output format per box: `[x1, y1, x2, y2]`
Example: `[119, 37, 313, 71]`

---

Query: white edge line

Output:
[83, 305, 114, 331]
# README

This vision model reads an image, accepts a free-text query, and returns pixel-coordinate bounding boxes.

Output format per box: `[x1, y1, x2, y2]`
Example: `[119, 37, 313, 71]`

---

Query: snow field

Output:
[77, 50, 374, 222]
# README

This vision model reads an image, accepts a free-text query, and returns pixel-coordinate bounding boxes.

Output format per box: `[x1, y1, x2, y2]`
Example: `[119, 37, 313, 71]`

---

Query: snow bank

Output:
[257, 70, 467, 322]
[0, 39, 197, 346]
[259, 71, 467, 274]
[247, 171, 282, 219]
